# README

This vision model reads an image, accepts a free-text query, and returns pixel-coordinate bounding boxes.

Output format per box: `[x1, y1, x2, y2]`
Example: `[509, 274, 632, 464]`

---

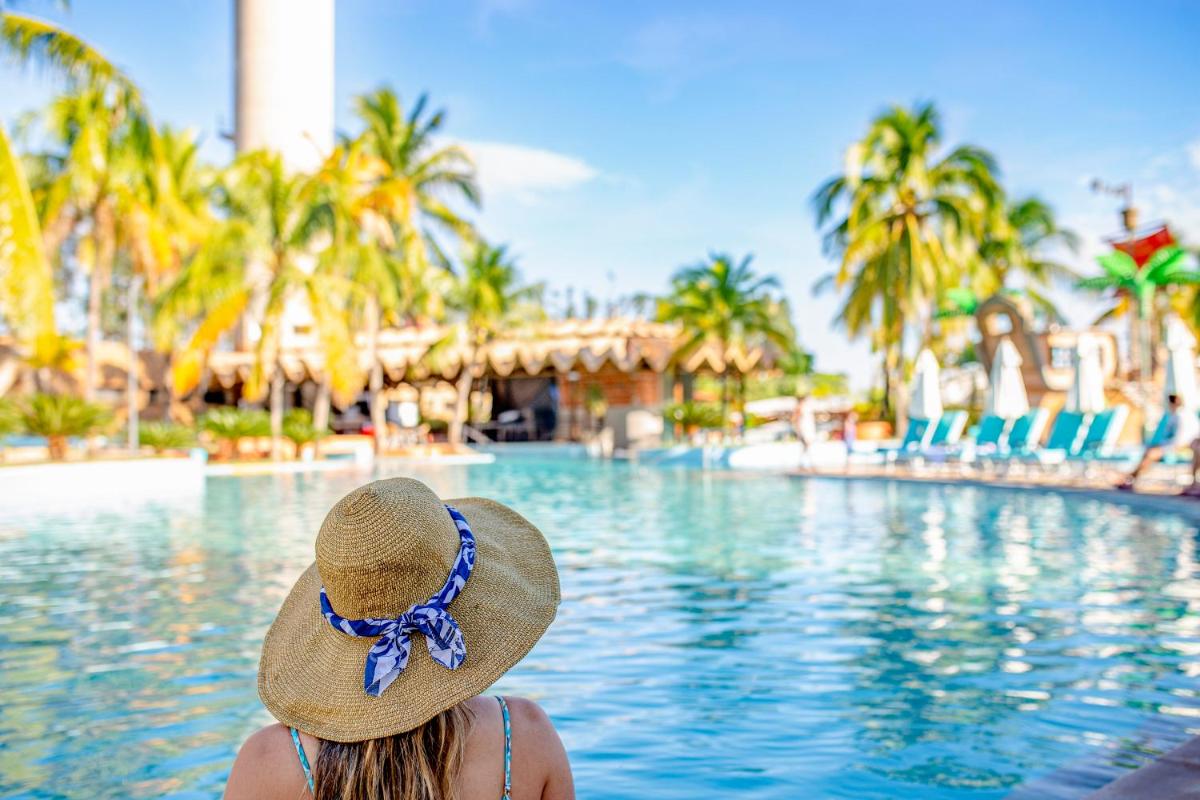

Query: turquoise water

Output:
[2, 455, 1200, 798]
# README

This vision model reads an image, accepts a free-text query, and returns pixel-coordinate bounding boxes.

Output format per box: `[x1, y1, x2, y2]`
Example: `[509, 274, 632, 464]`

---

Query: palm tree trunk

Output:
[720, 372, 730, 435]
[450, 350, 474, 445]
[312, 379, 331, 455]
[84, 248, 103, 402]
[269, 366, 284, 460]
[365, 297, 386, 453]
[126, 276, 139, 452]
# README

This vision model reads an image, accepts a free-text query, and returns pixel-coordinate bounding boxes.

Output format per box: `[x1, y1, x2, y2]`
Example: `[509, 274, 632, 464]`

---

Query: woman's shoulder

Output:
[224, 723, 311, 800]
[488, 696, 574, 800]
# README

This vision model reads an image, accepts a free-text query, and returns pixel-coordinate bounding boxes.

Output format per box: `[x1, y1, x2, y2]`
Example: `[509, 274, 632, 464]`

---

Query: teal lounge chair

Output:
[1068, 406, 1129, 461]
[882, 417, 937, 464]
[904, 410, 970, 465]
[978, 408, 1049, 467]
[972, 414, 1009, 453]
[940, 413, 1008, 467]
[1019, 409, 1092, 466]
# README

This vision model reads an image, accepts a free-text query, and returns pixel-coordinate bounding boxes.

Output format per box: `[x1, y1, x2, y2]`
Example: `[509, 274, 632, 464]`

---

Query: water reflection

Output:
[1, 462, 1199, 798]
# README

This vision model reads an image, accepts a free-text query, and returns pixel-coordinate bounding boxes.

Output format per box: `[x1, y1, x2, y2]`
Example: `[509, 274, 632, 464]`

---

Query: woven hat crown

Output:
[316, 477, 460, 620]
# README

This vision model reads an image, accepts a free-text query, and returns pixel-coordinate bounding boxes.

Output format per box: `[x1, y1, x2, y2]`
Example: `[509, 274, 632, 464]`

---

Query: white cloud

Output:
[1187, 138, 1200, 172]
[458, 140, 598, 203]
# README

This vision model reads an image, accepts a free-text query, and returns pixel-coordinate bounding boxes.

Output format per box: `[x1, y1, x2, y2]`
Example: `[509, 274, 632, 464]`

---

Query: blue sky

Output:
[4, 0, 1200, 386]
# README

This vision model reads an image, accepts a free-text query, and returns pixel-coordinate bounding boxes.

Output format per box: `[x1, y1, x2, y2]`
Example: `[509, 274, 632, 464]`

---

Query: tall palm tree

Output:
[812, 101, 1001, 419]
[352, 87, 479, 269]
[0, 122, 56, 363]
[438, 242, 542, 444]
[978, 196, 1079, 320]
[657, 253, 797, 426]
[307, 137, 450, 449]
[154, 150, 358, 457]
[1077, 245, 1200, 384]
[38, 84, 148, 399]
[0, 3, 137, 381]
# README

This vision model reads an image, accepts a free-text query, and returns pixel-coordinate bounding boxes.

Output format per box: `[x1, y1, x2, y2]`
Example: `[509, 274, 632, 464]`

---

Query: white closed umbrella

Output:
[986, 337, 1029, 419]
[1066, 334, 1106, 414]
[1164, 316, 1198, 409]
[909, 348, 944, 419]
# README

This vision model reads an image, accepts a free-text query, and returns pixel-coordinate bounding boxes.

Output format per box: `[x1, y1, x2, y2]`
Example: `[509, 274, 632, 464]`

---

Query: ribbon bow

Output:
[320, 505, 477, 697]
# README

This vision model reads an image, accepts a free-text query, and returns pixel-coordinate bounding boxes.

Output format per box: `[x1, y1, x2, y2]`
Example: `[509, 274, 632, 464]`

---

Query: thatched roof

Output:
[204, 318, 773, 389]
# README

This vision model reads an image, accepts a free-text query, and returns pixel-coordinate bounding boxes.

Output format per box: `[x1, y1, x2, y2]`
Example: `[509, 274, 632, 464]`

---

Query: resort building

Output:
[196, 318, 776, 448]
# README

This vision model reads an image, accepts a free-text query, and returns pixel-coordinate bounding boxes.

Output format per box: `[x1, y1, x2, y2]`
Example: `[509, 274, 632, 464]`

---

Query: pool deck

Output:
[790, 465, 1200, 522]
[1084, 736, 1200, 799]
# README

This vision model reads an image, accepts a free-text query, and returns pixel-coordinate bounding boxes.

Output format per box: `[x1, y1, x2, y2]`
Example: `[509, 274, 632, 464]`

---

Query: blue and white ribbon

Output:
[320, 505, 477, 697]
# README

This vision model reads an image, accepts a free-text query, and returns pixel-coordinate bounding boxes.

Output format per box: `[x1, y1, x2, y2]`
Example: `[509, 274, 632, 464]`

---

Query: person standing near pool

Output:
[793, 394, 817, 470]
[1117, 393, 1200, 491]
[224, 477, 573, 800]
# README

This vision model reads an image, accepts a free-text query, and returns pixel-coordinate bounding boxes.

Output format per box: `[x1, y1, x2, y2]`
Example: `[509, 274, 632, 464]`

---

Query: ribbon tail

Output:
[423, 615, 467, 670]
[364, 631, 412, 697]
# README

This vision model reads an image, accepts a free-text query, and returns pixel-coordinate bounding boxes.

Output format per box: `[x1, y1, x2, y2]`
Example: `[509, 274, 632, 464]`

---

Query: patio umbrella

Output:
[909, 348, 944, 419]
[986, 337, 1029, 419]
[1164, 316, 1198, 409]
[1065, 334, 1106, 414]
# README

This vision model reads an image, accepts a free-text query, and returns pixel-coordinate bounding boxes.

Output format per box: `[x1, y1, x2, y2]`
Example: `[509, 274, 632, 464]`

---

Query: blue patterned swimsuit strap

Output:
[290, 727, 315, 795]
[497, 696, 513, 800]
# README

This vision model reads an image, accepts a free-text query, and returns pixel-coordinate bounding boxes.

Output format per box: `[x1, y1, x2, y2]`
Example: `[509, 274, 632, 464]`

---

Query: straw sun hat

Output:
[258, 477, 560, 742]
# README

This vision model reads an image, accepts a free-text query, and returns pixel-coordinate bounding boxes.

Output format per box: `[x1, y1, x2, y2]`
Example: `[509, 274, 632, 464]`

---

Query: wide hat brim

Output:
[258, 496, 559, 742]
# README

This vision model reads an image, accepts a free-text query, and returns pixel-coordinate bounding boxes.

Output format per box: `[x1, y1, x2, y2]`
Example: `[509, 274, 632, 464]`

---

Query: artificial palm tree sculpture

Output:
[1078, 244, 1200, 386]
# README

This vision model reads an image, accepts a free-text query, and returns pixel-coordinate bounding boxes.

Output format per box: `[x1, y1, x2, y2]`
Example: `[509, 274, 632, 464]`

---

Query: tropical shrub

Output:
[19, 393, 113, 460]
[0, 398, 19, 437]
[282, 408, 323, 458]
[199, 407, 270, 459]
[663, 402, 725, 432]
[138, 421, 196, 454]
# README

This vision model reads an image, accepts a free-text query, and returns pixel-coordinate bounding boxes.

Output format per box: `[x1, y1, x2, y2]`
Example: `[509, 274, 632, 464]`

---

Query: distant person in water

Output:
[1117, 393, 1200, 492]
[224, 477, 573, 800]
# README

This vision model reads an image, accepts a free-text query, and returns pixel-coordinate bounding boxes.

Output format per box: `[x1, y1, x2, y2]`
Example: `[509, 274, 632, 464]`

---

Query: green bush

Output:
[0, 398, 19, 437]
[663, 401, 724, 430]
[19, 393, 114, 460]
[138, 421, 196, 454]
[199, 407, 270, 458]
[282, 408, 322, 455]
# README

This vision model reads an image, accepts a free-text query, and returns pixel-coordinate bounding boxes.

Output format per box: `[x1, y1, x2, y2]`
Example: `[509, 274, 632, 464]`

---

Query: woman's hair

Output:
[312, 704, 473, 800]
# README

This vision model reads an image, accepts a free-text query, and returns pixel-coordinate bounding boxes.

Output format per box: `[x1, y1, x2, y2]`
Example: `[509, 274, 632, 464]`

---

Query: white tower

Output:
[235, 0, 334, 171]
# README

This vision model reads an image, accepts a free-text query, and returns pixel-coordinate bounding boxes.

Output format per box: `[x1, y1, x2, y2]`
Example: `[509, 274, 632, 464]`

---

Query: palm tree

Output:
[307, 138, 449, 449]
[154, 150, 358, 458]
[1077, 245, 1200, 384]
[657, 253, 797, 427]
[438, 242, 542, 444]
[0, 122, 56, 363]
[812, 101, 1001, 419]
[351, 88, 480, 258]
[38, 83, 147, 399]
[978, 196, 1079, 320]
[1, 5, 141, 101]
[0, 3, 138, 383]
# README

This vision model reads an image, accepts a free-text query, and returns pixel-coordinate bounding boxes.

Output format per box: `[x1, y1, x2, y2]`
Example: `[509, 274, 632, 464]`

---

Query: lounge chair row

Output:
[882, 406, 1131, 470]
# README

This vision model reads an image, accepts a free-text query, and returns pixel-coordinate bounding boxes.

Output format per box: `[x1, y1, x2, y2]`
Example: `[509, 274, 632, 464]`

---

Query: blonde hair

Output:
[312, 704, 473, 800]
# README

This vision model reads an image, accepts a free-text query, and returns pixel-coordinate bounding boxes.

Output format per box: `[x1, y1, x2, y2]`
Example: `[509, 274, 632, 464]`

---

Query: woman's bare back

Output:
[224, 695, 573, 800]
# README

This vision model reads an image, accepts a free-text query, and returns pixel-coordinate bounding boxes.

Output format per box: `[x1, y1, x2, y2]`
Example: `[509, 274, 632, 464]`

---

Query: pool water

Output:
[2, 455, 1200, 798]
